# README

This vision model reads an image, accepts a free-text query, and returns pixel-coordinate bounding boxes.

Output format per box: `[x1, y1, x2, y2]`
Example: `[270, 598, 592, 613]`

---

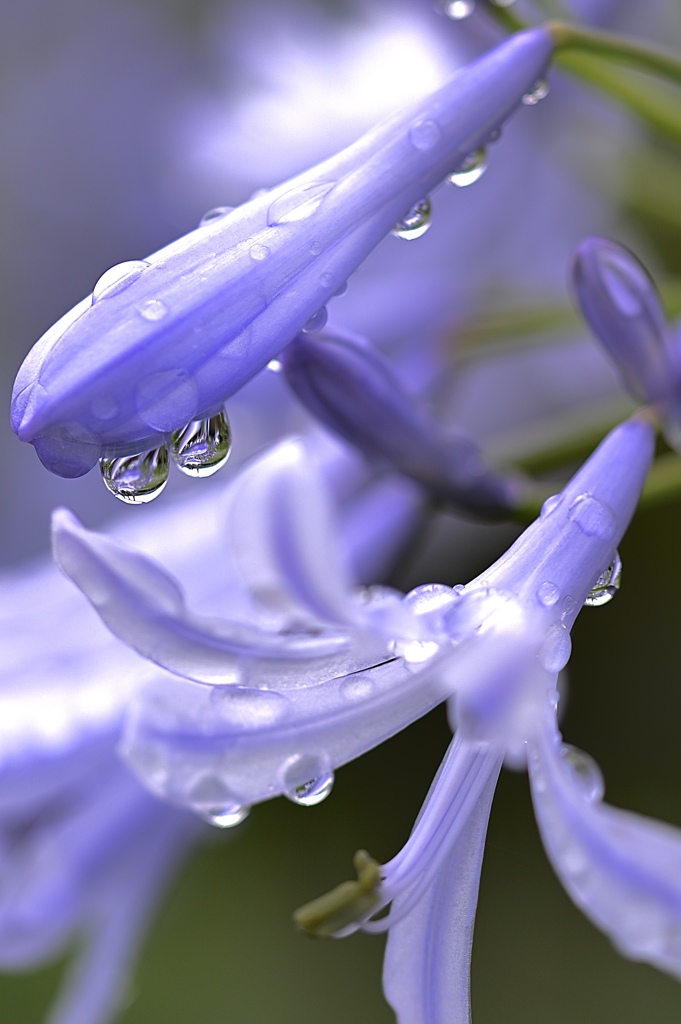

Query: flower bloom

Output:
[10, 28, 553, 498]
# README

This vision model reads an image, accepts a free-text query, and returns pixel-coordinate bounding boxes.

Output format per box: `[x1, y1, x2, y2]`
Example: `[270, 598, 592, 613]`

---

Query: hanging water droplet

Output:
[100, 446, 169, 503]
[138, 298, 169, 321]
[409, 118, 442, 152]
[560, 744, 604, 802]
[287, 772, 335, 807]
[392, 198, 431, 240]
[568, 494, 615, 541]
[93, 260, 150, 301]
[340, 675, 374, 701]
[446, 148, 487, 188]
[334, 281, 348, 297]
[585, 551, 622, 607]
[539, 622, 572, 672]
[302, 306, 328, 333]
[267, 358, 283, 373]
[443, 0, 475, 18]
[537, 581, 560, 607]
[267, 181, 335, 225]
[170, 410, 231, 478]
[202, 804, 251, 828]
[521, 79, 550, 106]
[199, 206, 235, 227]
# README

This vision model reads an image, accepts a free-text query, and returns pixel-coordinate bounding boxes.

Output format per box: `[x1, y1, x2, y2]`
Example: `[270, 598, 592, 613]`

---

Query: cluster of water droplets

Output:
[521, 79, 550, 106]
[392, 198, 432, 241]
[99, 408, 232, 503]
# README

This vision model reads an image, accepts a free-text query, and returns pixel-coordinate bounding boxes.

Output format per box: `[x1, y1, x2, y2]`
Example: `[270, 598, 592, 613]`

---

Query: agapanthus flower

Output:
[10, 27, 553, 498]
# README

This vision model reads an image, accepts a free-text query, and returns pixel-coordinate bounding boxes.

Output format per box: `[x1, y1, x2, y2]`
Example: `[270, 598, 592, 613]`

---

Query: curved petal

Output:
[529, 710, 681, 977]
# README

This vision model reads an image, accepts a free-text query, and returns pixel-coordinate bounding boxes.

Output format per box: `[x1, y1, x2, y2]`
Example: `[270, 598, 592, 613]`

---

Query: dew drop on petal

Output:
[267, 359, 283, 372]
[560, 744, 605, 802]
[249, 243, 270, 261]
[185, 773, 250, 828]
[539, 622, 572, 672]
[561, 595, 577, 621]
[404, 583, 458, 616]
[568, 494, 616, 541]
[540, 494, 561, 519]
[334, 280, 348, 297]
[446, 148, 487, 188]
[521, 79, 550, 106]
[443, 0, 475, 18]
[310, 239, 323, 256]
[204, 805, 251, 828]
[392, 198, 431, 240]
[409, 118, 442, 151]
[537, 581, 560, 607]
[100, 446, 169, 503]
[340, 675, 374, 701]
[281, 753, 334, 807]
[138, 298, 169, 321]
[393, 638, 441, 664]
[170, 410, 231, 478]
[199, 206, 235, 227]
[92, 260, 150, 301]
[584, 551, 622, 607]
[267, 181, 335, 225]
[302, 306, 328, 333]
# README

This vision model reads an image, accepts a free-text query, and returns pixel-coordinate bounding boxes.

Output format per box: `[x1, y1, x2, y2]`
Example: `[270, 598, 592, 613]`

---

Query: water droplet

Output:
[100, 446, 169, 503]
[392, 198, 431, 240]
[90, 395, 118, 421]
[93, 260, 150, 301]
[199, 206, 235, 227]
[302, 306, 328, 333]
[138, 298, 169, 321]
[340, 675, 374, 701]
[488, 128, 502, 144]
[287, 773, 335, 807]
[521, 79, 550, 106]
[539, 622, 572, 672]
[281, 753, 334, 806]
[334, 281, 348, 297]
[267, 359, 283, 372]
[560, 744, 604, 802]
[537, 581, 560, 607]
[185, 773, 250, 828]
[249, 243, 270, 261]
[444, 0, 475, 18]
[210, 686, 288, 727]
[409, 118, 442, 151]
[568, 494, 615, 540]
[446, 148, 487, 188]
[561, 595, 577, 621]
[585, 551, 622, 607]
[540, 494, 561, 518]
[267, 181, 335, 225]
[404, 583, 458, 616]
[393, 638, 440, 664]
[170, 410, 231, 478]
[310, 239, 323, 256]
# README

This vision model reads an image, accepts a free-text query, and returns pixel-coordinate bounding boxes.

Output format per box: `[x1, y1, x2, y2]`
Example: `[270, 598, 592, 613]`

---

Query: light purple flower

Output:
[10, 28, 553, 493]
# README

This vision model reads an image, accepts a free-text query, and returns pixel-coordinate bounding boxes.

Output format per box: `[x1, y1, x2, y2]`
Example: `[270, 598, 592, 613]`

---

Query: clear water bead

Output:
[92, 260, 150, 301]
[302, 306, 329, 333]
[537, 581, 560, 607]
[170, 410, 231, 478]
[199, 206, 235, 227]
[444, 0, 475, 18]
[409, 118, 442, 152]
[286, 772, 335, 807]
[539, 622, 572, 672]
[568, 494, 615, 541]
[446, 148, 487, 188]
[249, 243, 270, 261]
[267, 181, 334, 225]
[521, 79, 550, 106]
[560, 744, 604, 802]
[186, 773, 250, 828]
[392, 198, 431, 240]
[203, 804, 250, 828]
[585, 551, 622, 607]
[100, 446, 169, 503]
[138, 299, 169, 321]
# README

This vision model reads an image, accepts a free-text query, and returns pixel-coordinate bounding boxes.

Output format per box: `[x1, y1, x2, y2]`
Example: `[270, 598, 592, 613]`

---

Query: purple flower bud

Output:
[281, 330, 520, 519]
[11, 28, 553, 482]
[573, 236, 679, 407]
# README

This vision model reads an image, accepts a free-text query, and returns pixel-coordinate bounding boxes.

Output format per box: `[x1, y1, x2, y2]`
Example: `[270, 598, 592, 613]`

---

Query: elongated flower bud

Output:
[12, 28, 553, 482]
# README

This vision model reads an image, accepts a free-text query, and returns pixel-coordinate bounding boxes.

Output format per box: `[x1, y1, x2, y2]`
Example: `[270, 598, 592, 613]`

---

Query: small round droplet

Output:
[446, 148, 487, 188]
[540, 494, 561, 519]
[584, 551, 622, 607]
[204, 804, 250, 828]
[392, 198, 431, 240]
[444, 0, 475, 18]
[537, 581, 560, 607]
[539, 622, 572, 672]
[138, 299, 169, 321]
[409, 118, 442, 152]
[568, 494, 615, 541]
[393, 638, 440, 664]
[267, 358, 283, 373]
[561, 595, 577, 621]
[249, 243, 270, 261]
[340, 675, 374, 701]
[267, 181, 335, 225]
[310, 240, 323, 256]
[521, 79, 550, 106]
[199, 206, 235, 227]
[100, 446, 169, 504]
[185, 773, 250, 828]
[170, 410, 231, 478]
[560, 744, 604, 802]
[93, 260, 150, 301]
[302, 306, 328, 333]
[334, 280, 348, 297]
[287, 773, 335, 807]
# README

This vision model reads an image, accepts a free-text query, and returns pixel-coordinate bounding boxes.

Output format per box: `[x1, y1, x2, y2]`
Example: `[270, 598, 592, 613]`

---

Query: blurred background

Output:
[2, 0, 681, 1020]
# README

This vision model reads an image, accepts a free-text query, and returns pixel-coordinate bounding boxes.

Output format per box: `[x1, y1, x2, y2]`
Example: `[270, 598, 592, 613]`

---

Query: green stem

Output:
[548, 22, 681, 87]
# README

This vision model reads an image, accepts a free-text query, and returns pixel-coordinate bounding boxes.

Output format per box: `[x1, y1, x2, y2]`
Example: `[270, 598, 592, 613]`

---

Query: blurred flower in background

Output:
[4, 0, 681, 1022]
